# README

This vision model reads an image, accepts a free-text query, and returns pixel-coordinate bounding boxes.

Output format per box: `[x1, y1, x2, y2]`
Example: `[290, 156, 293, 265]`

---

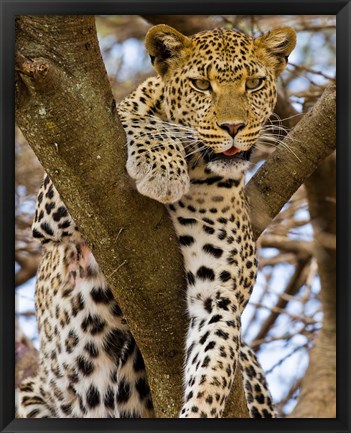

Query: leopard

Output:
[16, 24, 296, 418]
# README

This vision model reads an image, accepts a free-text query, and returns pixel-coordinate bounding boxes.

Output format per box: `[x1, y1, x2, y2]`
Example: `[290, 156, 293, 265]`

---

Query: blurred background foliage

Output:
[15, 14, 336, 417]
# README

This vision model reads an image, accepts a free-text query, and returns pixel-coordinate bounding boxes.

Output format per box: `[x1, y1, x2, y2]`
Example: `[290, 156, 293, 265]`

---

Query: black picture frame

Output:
[1, 1, 349, 432]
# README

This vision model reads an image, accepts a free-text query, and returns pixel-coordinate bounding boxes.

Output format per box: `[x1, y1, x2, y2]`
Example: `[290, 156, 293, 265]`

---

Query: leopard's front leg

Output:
[180, 288, 242, 418]
[124, 119, 190, 204]
[117, 78, 191, 204]
[168, 174, 257, 418]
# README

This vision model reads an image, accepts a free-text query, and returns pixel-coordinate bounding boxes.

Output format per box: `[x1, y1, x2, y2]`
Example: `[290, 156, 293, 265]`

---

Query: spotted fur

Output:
[17, 24, 295, 418]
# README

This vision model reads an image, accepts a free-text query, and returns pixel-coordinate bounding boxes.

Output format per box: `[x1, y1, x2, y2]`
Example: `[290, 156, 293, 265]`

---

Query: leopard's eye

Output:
[190, 79, 211, 92]
[246, 77, 265, 91]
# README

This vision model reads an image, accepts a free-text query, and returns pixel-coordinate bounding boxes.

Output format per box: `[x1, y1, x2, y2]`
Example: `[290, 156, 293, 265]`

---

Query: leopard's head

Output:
[146, 24, 296, 174]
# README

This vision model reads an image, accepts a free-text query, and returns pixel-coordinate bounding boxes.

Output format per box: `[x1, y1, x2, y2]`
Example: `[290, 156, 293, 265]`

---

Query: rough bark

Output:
[246, 84, 336, 239]
[15, 15, 186, 418]
[289, 154, 336, 417]
[15, 16, 336, 418]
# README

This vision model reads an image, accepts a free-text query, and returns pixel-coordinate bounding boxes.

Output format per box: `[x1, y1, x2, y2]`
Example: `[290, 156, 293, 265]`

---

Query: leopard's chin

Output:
[206, 157, 250, 178]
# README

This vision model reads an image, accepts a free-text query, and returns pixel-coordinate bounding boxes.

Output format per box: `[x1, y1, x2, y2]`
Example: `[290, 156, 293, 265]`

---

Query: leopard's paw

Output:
[126, 148, 189, 203]
[136, 167, 190, 204]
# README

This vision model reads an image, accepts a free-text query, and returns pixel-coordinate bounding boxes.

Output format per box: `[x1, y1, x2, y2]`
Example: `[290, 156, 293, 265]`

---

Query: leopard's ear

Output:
[145, 24, 192, 76]
[254, 27, 296, 77]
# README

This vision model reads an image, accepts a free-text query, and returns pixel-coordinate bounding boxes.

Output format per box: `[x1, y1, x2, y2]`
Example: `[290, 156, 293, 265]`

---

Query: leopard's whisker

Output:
[257, 134, 301, 162]
[185, 145, 208, 159]
[269, 111, 304, 124]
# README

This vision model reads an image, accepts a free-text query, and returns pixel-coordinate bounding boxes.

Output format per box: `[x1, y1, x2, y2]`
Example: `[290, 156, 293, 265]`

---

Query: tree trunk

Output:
[15, 15, 336, 418]
[289, 153, 336, 417]
[15, 15, 186, 418]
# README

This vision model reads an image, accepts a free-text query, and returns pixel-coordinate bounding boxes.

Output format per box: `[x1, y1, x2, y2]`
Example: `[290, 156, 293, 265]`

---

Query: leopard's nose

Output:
[219, 122, 246, 138]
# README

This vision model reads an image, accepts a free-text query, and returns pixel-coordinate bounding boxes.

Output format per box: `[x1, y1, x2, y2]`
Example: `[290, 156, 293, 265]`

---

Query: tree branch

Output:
[15, 321, 39, 388]
[245, 83, 336, 240]
[15, 251, 41, 287]
[140, 15, 218, 35]
[251, 257, 311, 350]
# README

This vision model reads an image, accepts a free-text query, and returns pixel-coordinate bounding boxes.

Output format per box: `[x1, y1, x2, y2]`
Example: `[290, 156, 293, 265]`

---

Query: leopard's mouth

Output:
[202, 146, 253, 163]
